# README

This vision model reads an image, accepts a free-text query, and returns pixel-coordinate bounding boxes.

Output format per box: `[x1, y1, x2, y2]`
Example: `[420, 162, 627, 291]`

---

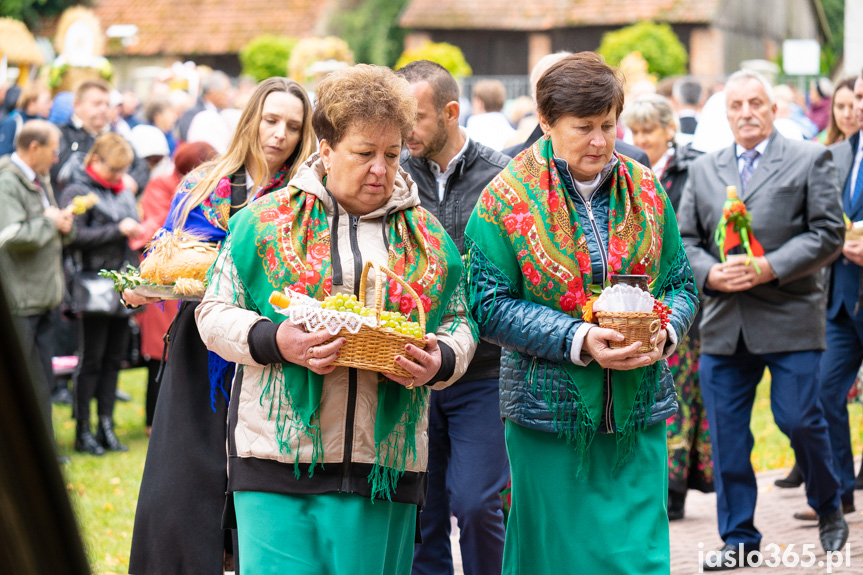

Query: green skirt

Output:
[503, 419, 669, 574]
[234, 491, 416, 575]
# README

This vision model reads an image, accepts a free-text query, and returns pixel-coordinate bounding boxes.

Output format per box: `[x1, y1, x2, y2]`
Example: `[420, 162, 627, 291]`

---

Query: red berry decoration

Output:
[652, 299, 670, 330]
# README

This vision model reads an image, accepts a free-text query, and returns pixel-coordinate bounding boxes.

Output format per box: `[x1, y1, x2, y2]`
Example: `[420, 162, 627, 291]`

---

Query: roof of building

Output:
[399, 0, 724, 30]
[87, 0, 334, 56]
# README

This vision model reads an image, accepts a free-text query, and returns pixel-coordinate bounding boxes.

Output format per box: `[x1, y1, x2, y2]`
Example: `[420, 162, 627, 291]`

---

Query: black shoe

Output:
[668, 490, 686, 521]
[51, 387, 73, 405]
[115, 388, 132, 402]
[794, 503, 855, 521]
[774, 463, 803, 488]
[74, 422, 104, 456]
[96, 416, 128, 452]
[819, 508, 849, 552]
[701, 543, 754, 571]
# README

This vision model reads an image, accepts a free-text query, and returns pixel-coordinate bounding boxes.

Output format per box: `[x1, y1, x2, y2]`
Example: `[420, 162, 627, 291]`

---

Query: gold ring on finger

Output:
[308, 346, 315, 358]
[407, 378, 415, 390]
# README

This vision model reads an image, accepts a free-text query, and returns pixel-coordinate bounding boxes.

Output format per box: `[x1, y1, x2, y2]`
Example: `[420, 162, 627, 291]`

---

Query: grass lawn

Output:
[55, 366, 863, 574]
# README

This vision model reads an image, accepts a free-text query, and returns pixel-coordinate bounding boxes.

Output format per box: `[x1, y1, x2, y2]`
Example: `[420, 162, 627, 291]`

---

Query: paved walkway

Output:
[449, 465, 863, 574]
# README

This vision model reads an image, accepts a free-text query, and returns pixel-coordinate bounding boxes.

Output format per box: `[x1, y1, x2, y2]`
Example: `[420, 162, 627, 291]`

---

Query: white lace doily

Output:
[271, 291, 377, 335]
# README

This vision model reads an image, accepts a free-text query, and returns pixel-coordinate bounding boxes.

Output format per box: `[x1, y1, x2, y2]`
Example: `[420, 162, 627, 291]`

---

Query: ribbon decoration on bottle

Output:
[713, 185, 765, 274]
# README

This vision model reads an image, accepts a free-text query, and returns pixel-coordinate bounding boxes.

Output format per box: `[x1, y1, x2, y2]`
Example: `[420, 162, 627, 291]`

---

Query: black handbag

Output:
[71, 271, 125, 316]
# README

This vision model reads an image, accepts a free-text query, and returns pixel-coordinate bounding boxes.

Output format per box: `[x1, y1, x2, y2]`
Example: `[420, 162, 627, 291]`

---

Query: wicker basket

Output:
[329, 261, 426, 378]
[595, 311, 661, 353]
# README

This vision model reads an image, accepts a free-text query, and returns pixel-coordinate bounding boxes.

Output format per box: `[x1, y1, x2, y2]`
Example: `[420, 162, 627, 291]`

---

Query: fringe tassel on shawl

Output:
[528, 358, 597, 476]
[466, 238, 597, 473]
[368, 384, 429, 500]
[259, 364, 324, 479]
[613, 244, 695, 471]
[463, 237, 513, 332]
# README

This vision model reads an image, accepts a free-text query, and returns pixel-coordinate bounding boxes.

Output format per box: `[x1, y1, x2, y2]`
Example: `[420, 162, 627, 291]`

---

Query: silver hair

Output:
[529, 51, 572, 100]
[620, 94, 679, 134]
[201, 70, 231, 95]
[725, 69, 775, 104]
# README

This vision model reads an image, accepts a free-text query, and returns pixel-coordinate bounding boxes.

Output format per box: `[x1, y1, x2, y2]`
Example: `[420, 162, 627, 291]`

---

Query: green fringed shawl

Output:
[227, 186, 464, 499]
[465, 135, 691, 471]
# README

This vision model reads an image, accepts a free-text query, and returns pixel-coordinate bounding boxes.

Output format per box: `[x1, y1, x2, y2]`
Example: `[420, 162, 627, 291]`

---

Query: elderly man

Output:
[51, 79, 149, 195]
[397, 60, 511, 575]
[677, 69, 847, 570]
[0, 120, 71, 459]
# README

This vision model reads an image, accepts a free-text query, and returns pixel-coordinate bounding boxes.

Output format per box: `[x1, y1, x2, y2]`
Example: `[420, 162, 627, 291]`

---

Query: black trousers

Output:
[75, 315, 129, 424]
[15, 309, 57, 439]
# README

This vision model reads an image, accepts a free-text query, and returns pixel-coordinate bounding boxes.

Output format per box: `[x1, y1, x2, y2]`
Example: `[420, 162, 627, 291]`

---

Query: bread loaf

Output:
[140, 233, 218, 285]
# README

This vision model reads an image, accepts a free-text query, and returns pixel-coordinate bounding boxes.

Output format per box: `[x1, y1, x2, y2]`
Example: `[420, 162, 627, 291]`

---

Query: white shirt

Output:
[735, 136, 771, 174]
[466, 112, 514, 152]
[427, 129, 470, 202]
[571, 172, 601, 200]
[850, 131, 863, 196]
[11, 152, 49, 209]
[187, 106, 231, 155]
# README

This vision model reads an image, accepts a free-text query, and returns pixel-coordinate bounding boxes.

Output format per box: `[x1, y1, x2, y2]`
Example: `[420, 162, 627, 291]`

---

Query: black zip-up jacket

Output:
[60, 168, 139, 274]
[51, 121, 150, 196]
[401, 138, 510, 383]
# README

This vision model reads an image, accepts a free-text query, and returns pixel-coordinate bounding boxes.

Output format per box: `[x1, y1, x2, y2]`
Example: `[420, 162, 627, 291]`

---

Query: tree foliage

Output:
[330, 0, 408, 68]
[239, 34, 298, 82]
[597, 21, 688, 79]
[820, 0, 843, 72]
[0, 0, 82, 31]
[395, 41, 472, 79]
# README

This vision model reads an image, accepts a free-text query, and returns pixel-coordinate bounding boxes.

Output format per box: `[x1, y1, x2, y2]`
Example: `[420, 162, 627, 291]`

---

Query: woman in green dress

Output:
[465, 52, 699, 573]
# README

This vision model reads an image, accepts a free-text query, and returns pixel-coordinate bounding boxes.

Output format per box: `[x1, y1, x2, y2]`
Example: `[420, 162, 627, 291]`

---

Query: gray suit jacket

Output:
[677, 131, 844, 355]
[831, 136, 856, 190]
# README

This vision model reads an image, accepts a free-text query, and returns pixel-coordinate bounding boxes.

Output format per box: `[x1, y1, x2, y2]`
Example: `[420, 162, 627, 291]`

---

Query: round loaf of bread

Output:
[140, 239, 218, 285]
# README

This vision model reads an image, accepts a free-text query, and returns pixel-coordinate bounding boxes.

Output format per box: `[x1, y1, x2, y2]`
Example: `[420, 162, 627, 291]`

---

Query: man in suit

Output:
[502, 51, 650, 166]
[397, 60, 511, 575]
[677, 69, 847, 571]
[803, 72, 863, 522]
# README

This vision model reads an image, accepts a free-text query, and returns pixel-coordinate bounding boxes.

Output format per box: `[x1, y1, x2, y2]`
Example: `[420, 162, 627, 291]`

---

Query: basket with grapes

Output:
[270, 261, 426, 378]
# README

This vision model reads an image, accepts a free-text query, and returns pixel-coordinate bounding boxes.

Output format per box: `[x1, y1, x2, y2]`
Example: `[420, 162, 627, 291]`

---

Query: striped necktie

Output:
[739, 149, 759, 193]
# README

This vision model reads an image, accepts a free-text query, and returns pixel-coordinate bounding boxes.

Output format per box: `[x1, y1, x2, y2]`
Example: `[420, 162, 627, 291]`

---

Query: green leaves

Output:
[239, 35, 298, 82]
[597, 21, 688, 79]
[98, 265, 149, 292]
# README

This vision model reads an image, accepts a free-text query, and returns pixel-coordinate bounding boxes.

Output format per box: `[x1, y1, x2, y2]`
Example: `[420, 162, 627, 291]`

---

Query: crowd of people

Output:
[0, 49, 862, 574]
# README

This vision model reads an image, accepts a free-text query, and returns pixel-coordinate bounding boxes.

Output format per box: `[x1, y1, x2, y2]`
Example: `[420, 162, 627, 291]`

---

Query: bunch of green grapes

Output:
[321, 294, 424, 339]
[321, 293, 373, 316]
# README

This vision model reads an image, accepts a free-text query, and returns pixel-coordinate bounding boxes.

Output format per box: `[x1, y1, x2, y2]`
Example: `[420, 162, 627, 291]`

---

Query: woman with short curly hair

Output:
[195, 64, 476, 573]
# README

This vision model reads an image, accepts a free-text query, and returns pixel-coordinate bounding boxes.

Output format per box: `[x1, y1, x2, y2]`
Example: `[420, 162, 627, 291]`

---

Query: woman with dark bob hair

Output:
[195, 64, 476, 573]
[465, 52, 698, 572]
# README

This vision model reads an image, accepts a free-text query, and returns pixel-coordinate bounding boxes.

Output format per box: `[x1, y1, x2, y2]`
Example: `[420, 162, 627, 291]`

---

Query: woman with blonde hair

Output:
[128, 76, 316, 575]
[822, 77, 859, 146]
